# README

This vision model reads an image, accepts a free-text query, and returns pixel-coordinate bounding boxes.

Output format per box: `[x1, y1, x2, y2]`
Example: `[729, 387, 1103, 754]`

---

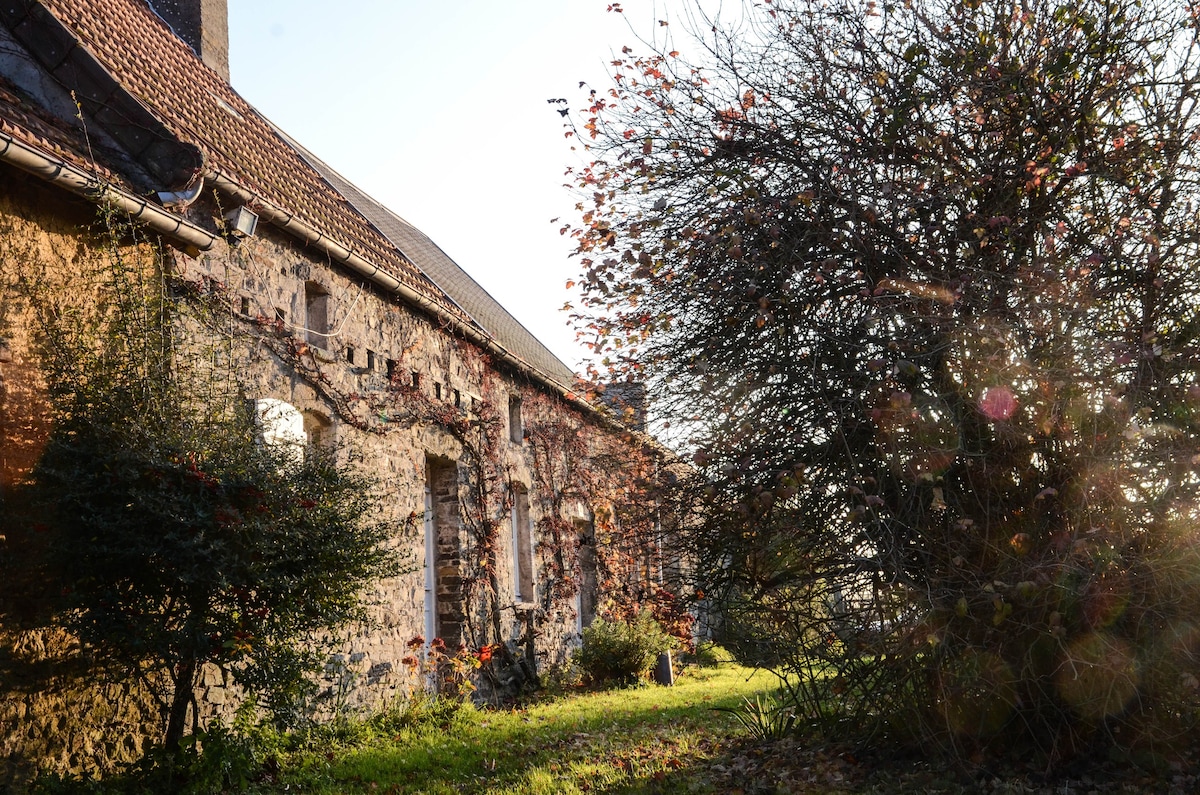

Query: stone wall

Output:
[0, 162, 664, 780]
[0, 170, 169, 785]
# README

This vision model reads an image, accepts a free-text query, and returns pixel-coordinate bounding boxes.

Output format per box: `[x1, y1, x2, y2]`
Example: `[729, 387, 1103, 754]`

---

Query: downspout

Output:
[0, 132, 216, 252]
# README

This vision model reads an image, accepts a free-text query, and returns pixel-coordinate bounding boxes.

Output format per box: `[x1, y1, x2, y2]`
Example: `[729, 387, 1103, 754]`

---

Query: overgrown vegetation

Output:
[575, 610, 677, 686]
[31, 662, 774, 794]
[33, 659, 1199, 794]
[563, 0, 1200, 767]
[25, 211, 404, 750]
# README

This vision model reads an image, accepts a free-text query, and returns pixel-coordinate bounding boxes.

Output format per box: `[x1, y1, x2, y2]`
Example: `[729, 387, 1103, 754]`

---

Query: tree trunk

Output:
[164, 658, 197, 750]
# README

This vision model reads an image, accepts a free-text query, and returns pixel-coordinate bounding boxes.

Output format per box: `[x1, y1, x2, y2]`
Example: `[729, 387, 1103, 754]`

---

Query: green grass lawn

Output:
[264, 664, 774, 794]
[35, 660, 1194, 794]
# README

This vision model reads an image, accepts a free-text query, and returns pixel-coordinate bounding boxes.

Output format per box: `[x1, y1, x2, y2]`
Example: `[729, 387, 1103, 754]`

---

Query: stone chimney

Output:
[151, 0, 229, 82]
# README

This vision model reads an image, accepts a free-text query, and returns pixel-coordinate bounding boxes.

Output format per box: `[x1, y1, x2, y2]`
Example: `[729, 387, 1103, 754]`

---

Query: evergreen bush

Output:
[575, 611, 676, 686]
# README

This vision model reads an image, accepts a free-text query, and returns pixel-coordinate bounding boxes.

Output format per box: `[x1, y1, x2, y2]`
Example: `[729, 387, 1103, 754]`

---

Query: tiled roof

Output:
[1, 0, 468, 323]
[0, 0, 582, 389]
[0, 77, 139, 188]
[281, 133, 578, 389]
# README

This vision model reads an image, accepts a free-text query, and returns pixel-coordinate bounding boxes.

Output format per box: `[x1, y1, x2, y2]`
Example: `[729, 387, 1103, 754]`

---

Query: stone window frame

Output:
[574, 517, 598, 635]
[509, 482, 535, 604]
[302, 409, 333, 448]
[508, 394, 523, 444]
[304, 280, 330, 349]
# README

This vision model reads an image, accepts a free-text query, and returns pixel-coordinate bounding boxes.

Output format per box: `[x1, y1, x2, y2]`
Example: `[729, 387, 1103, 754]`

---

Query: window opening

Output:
[509, 395, 523, 443]
[510, 484, 535, 602]
[304, 281, 330, 349]
[425, 457, 464, 649]
[575, 519, 598, 633]
[423, 481, 437, 652]
[303, 410, 333, 448]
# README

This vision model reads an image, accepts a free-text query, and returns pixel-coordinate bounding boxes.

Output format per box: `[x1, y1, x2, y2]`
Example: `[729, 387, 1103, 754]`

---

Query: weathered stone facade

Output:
[0, 174, 166, 783]
[0, 0, 675, 782]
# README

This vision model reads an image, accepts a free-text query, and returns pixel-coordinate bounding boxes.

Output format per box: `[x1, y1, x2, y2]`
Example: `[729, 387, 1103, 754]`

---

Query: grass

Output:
[34, 659, 1197, 794]
[259, 663, 773, 794]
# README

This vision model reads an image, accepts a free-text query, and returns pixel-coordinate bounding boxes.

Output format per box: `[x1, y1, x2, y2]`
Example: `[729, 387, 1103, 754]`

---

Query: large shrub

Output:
[29, 215, 405, 749]
[576, 611, 676, 686]
[565, 0, 1200, 763]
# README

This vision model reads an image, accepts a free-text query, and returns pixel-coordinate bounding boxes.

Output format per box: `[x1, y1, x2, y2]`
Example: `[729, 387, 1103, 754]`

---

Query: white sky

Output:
[226, 1, 679, 373]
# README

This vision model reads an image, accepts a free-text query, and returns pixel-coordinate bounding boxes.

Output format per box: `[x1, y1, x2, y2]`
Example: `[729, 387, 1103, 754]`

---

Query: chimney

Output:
[151, 0, 230, 82]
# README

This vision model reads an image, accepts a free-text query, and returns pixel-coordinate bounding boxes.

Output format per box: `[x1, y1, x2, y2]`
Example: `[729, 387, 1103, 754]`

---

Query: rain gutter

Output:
[203, 169, 591, 404]
[0, 131, 216, 252]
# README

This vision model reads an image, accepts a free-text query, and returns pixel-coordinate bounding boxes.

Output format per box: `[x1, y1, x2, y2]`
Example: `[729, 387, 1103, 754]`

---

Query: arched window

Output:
[252, 398, 306, 459]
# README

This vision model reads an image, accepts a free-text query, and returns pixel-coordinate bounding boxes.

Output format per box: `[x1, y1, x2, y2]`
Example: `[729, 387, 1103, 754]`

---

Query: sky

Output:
[226, 1, 681, 373]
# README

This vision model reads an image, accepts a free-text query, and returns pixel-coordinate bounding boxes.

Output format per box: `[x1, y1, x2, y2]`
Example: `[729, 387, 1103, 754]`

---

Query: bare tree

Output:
[565, 0, 1200, 762]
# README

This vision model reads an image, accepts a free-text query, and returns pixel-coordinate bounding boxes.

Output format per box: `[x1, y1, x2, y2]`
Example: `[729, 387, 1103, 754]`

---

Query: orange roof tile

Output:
[4, 0, 471, 325]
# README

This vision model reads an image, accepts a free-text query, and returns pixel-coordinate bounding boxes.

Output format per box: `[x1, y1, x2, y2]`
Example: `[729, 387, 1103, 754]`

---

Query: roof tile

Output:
[29, 0, 466, 318]
[0, 0, 577, 387]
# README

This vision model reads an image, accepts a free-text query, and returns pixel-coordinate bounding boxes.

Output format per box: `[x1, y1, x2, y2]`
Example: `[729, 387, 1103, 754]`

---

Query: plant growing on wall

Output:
[177, 225, 679, 698]
[29, 212, 405, 750]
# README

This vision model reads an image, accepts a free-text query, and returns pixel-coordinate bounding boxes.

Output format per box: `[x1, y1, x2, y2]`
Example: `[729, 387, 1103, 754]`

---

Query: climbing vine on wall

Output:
[166, 238, 681, 694]
[9, 206, 406, 749]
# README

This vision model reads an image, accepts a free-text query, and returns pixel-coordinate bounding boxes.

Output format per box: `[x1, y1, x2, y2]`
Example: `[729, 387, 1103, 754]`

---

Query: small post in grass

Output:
[654, 651, 674, 686]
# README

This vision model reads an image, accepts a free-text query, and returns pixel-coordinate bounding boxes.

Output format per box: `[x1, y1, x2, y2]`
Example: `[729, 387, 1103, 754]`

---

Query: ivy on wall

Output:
[164, 231, 684, 697]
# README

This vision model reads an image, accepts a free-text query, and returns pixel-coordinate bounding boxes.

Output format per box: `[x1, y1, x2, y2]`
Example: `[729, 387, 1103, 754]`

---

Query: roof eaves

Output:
[262, 120, 486, 336]
[0, 0, 203, 190]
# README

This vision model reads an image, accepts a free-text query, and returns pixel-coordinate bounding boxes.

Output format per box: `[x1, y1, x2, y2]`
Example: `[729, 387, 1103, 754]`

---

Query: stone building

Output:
[0, 0, 672, 778]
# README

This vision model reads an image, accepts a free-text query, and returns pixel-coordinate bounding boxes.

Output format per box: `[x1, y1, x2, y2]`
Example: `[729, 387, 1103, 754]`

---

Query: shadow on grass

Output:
[311, 668, 774, 794]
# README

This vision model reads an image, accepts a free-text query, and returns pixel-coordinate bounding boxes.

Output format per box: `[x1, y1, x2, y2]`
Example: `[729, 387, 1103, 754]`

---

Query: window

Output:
[510, 484, 535, 602]
[575, 519, 598, 633]
[345, 345, 355, 365]
[365, 350, 376, 372]
[509, 395, 523, 443]
[304, 281, 330, 349]
[425, 456, 465, 647]
[303, 410, 333, 448]
[252, 398, 306, 461]
[434, 382, 443, 400]
[423, 478, 438, 647]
